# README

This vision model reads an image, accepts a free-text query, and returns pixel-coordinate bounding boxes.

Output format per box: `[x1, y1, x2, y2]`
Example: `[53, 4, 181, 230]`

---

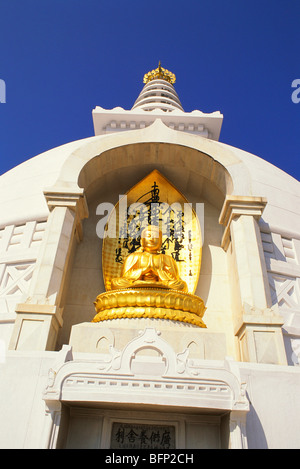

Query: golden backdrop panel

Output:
[102, 170, 202, 294]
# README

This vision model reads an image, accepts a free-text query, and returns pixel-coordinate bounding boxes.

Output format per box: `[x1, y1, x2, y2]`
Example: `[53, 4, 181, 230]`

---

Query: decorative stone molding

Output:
[9, 304, 63, 351]
[93, 72, 223, 140]
[235, 303, 286, 365]
[0, 220, 46, 254]
[0, 221, 47, 323]
[103, 119, 210, 137]
[260, 223, 300, 358]
[9, 188, 89, 351]
[229, 410, 248, 449]
[219, 196, 288, 364]
[44, 187, 88, 215]
[44, 188, 89, 242]
[42, 328, 249, 448]
[69, 320, 227, 360]
[0, 262, 35, 316]
[219, 195, 267, 251]
[220, 195, 271, 311]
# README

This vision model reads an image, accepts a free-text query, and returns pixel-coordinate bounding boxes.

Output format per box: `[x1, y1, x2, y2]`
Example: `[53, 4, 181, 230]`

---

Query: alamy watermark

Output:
[95, 195, 205, 244]
[0, 79, 6, 103]
[291, 79, 300, 104]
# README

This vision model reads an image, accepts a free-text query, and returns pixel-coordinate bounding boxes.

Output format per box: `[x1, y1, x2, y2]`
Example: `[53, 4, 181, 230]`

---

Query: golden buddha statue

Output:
[93, 224, 206, 328]
[111, 225, 188, 292]
[92, 172, 206, 327]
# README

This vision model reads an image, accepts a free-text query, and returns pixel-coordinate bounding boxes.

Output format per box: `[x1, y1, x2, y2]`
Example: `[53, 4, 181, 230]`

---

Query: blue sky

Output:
[0, 0, 299, 180]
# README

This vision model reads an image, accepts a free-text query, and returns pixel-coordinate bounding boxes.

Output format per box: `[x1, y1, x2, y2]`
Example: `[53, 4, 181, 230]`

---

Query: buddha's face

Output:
[141, 226, 162, 252]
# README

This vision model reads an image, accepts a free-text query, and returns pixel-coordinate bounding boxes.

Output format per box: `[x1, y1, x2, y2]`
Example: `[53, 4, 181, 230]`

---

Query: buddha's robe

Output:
[111, 248, 187, 292]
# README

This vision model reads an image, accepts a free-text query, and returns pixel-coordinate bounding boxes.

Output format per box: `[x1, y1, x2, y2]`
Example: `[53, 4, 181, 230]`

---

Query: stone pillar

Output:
[228, 410, 248, 449]
[219, 196, 287, 365]
[40, 401, 62, 449]
[9, 189, 88, 351]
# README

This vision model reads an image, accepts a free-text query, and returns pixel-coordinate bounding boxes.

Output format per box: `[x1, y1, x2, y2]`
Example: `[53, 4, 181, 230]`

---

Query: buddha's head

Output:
[141, 225, 162, 252]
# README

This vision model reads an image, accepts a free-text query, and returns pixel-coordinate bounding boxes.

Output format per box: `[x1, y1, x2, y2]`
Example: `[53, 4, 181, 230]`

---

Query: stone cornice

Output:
[219, 195, 267, 251]
[43, 188, 89, 241]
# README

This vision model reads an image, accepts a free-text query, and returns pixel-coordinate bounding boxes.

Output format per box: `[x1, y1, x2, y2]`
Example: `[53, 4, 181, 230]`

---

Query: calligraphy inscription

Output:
[115, 181, 190, 270]
[110, 422, 176, 449]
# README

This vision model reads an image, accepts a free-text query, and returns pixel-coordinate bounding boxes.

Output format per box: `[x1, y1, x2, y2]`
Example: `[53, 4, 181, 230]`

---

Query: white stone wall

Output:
[260, 224, 300, 365]
[0, 123, 299, 449]
[0, 220, 47, 347]
[239, 362, 300, 449]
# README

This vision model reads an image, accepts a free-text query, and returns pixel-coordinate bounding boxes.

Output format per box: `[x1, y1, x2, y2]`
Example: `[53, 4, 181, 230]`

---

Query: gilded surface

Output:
[93, 170, 206, 328]
[111, 225, 188, 292]
[143, 62, 176, 84]
[102, 170, 202, 294]
[92, 288, 206, 328]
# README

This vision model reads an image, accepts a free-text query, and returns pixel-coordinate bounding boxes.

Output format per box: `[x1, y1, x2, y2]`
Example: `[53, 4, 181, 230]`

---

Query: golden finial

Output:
[143, 62, 176, 84]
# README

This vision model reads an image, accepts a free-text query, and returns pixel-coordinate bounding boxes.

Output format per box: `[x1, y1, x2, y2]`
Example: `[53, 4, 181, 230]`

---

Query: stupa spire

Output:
[93, 63, 223, 140]
[143, 61, 176, 85]
[132, 62, 183, 112]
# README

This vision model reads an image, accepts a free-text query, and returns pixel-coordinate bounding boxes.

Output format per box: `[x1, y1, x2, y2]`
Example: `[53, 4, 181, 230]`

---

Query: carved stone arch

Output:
[76, 142, 235, 211]
[42, 341, 250, 449]
[186, 340, 204, 359]
[48, 120, 252, 206]
[38, 121, 255, 353]
[116, 328, 179, 375]
[95, 327, 115, 351]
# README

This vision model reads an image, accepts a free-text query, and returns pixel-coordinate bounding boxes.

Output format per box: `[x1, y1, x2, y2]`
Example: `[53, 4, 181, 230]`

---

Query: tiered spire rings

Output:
[132, 62, 182, 111]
